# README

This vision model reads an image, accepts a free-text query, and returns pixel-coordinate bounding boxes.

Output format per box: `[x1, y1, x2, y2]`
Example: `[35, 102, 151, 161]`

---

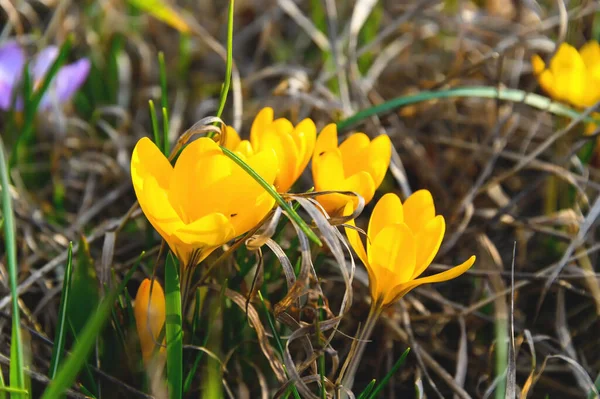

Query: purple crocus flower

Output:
[0, 41, 91, 111]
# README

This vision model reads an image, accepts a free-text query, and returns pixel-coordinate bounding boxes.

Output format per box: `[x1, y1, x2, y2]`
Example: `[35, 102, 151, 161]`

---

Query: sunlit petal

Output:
[411, 215, 445, 279]
[403, 189, 436, 234]
[367, 193, 403, 254]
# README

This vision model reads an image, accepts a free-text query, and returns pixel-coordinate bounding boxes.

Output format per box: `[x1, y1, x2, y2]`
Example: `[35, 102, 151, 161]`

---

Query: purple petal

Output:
[39, 58, 91, 110]
[0, 41, 25, 110]
[31, 46, 59, 81]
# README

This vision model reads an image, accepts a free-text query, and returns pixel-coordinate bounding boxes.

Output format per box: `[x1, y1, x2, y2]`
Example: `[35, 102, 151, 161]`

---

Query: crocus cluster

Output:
[532, 40, 600, 108]
[132, 108, 475, 306]
[0, 41, 90, 111]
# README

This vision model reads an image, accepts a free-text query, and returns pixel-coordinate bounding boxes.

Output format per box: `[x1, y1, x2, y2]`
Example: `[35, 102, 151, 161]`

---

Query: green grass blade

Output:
[356, 379, 376, 399]
[0, 363, 6, 399]
[365, 347, 410, 399]
[336, 86, 592, 131]
[220, 147, 321, 246]
[0, 136, 26, 397]
[215, 0, 234, 120]
[40, 254, 142, 399]
[149, 100, 162, 152]
[165, 252, 183, 399]
[49, 242, 74, 379]
[158, 52, 170, 155]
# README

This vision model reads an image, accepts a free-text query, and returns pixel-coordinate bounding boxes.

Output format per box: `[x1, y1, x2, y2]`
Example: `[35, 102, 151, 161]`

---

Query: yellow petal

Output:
[367, 193, 403, 255]
[313, 124, 339, 159]
[223, 126, 241, 150]
[312, 150, 345, 190]
[411, 215, 445, 280]
[250, 107, 274, 148]
[135, 279, 166, 364]
[579, 40, 600, 72]
[343, 202, 368, 266]
[292, 118, 317, 176]
[549, 43, 588, 106]
[370, 224, 416, 304]
[531, 54, 546, 75]
[131, 137, 173, 192]
[226, 149, 278, 236]
[271, 118, 294, 136]
[171, 213, 235, 264]
[260, 128, 299, 192]
[343, 171, 376, 206]
[234, 140, 255, 158]
[367, 135, 392, 188]
[138, 175, 184, 248]
[339, 132, 371, 177]
[168, 138, 231, 223]
[532, 54, 558, 100]
[386, 255, 476, 304]
[403, 189, 436, 234]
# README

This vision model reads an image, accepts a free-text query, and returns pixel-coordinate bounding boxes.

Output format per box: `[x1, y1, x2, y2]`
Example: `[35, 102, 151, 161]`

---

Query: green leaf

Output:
[127, 0, 190, 33]
[366, 348, 410, 399]
[68, 236, 100, 336]
[165, 252, 183, 399]
[220, 147, 322, 246]
[215, 0, 234, 120]
[49, 242, 74, 379]
[0, 136, 26, 398]
[356, 379, 376, 399]
[337, 86, 593, 132]
[40, 254, 142, 399]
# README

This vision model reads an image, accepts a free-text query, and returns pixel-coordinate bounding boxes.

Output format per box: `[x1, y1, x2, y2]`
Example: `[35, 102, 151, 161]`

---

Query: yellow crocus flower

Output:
[532, 41, 600, 108]
[134, 278, 166, 364]
[345, 191, 475, 307]
[311, 124, 391, 215]
[131, 137, 278, 266]
[225, 107, 316, 192]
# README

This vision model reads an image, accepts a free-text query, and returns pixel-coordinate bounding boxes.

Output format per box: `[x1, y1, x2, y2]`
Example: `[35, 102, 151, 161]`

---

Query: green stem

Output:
[337, 86, 591, 131]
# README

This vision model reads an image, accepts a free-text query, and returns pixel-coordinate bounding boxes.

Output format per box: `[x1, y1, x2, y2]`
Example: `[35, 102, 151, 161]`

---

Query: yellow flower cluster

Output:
[532, 41, 600, 108]
[131, 107, 475, 309]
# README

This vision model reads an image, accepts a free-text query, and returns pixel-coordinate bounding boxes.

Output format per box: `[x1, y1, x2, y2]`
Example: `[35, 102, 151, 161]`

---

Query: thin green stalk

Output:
[365, 348, 410, 399]
[215, 0, 234, 120]
[41, 253, 143, 399]
[148, 100, 162, 152]
[337, 86, 593, 131]
[158, 52, 170, 154]
[0, 136, 26, 397]
[165, 252, 183, 399]
[49, 242, 74, 378]
[221, 147, 321, 246]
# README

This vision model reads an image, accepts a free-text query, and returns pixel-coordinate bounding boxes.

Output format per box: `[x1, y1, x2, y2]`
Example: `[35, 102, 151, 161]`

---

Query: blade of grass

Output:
[149, 100, 162, 152]
[158, 52, 170, 155]
[0, 136, 26, 397]
[215, 0, 234, 120]
[165, 252, 183, 399]
[356, 379, 376, 399]
[365, 348, 410, 399]
[40, 253, 143, 399]
[220, 147, 321, 246]
[336, 86, 593, 131]
[48, 242, 74, 379]
[0, 363, 6, 399]
[183, 288, 210, 394]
